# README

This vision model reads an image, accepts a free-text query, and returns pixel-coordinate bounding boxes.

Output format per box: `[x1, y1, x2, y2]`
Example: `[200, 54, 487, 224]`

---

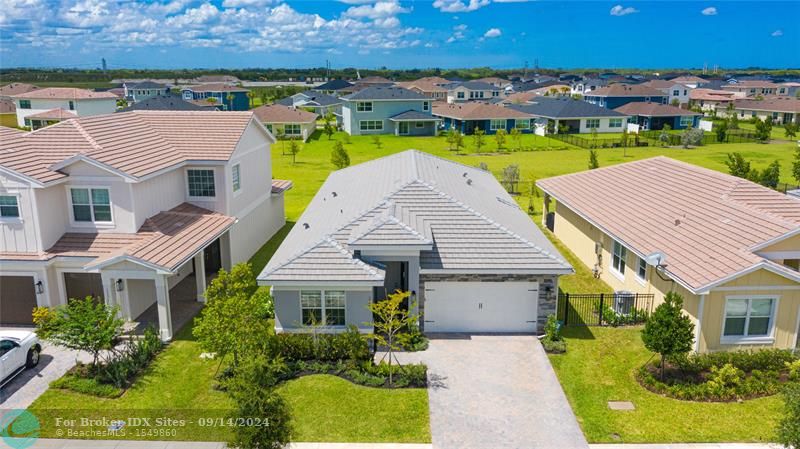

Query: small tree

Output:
[588, 149, 599, 170]
[260, 91, 268, 106]
[226, 93, 235, 111]
[784, 122, 798, 139]
[501, 164, 520, 194]
[641, 291, 695, 379]
[330, 140, 350, 169]
[509, 127, 522, 151]
[725, 152, 752, 179]
[671, 98, 680, 107]
[793, 147, 800, 184]
[246, 91, 255, 108]
[446, 129, 464, 152]
[34, 297, 123, 368]
[759, 160, 781, 189]
[715, 120, 728, 142]
[473, 128, 485, 152]
[754, 116, 773, 142]
[681, 127, 704, 148]
[658, 123, 672, 146]
[371, 135, 382, 149]
[367, 291, 416, 385]
[494, 128, 507, 151]
[590, 126, 598, 147]
[322, 112, 336, 139]
[288, 138, 300, 164]
[777, 383, 800, 449]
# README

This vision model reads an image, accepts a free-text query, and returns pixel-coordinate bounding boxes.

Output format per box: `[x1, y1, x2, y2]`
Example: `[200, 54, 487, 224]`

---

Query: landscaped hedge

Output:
[269, 327, 370, 362]
[637, 349, 799, 402]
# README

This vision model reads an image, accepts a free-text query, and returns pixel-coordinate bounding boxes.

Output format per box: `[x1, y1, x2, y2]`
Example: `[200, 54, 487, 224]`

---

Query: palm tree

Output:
[246, 91, 255, 108]
[226, 93, 235, 111]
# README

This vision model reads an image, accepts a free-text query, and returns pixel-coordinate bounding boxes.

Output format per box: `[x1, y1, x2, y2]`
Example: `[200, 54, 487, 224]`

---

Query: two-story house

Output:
[11, 88, 118, 128]
[446, 81, 502, 103]
[181, 83, 251, 111]
[583, 84, 669, 109]
[641, 80, 692, 105]
[0, 111, 291, 341]
[341, 87, 440, 136]
[123, 81, 170, 103]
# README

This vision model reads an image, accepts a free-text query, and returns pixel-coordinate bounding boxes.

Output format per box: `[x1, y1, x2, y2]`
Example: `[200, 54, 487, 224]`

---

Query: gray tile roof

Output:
[118, 96, 209, 112]
[389, 110, 439, 121]
[507, 97, 627, 119]
[447, 81, 500, 91]
[277, 91, 342, 107]
[314, 79, 353, 91]
[127, 81, 167, 89]
[259, 151, 572, 284]
[343, 86, 428, 101]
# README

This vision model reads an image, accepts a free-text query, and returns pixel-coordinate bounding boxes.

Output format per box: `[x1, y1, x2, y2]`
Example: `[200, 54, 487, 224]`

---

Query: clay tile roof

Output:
[537, 157, 800, 292]
[252, 104, 317, 123]
[731, 97, 800, 113]
[689, 88, 735, 101]
[12, 87, 118, 100]
[432, 102, 533, 120]
[586, 83, 666, 97]
[0, 99, 15, 114]
[0, 110, 259, 184]
[614, 102, 700, 117]
[25, 108, 77, 120]
[0, 83, 39, 98]
[271, 179, 293, 194]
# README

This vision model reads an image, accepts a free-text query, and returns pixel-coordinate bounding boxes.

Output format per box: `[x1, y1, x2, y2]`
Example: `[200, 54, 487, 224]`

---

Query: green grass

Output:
[28, 315, 430, 443]
[549, 326, 782, 443]
[0, 113, 17, 128]
[736, 121, 796, 141]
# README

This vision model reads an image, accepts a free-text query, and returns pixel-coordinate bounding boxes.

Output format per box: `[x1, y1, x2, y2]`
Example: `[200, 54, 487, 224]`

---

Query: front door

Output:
[204, 239, 222, 275]
[398, 122, 410, 135]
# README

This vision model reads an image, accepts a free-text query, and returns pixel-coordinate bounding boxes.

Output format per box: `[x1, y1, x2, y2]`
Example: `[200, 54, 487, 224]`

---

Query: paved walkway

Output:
[389, 334, 588, 449]
[7, 440, 432, 449]
[590, 445, 779, 449]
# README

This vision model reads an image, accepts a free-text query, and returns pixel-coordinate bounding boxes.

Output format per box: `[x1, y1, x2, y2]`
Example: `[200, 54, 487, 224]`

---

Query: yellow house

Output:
[538, 156, 800, 353]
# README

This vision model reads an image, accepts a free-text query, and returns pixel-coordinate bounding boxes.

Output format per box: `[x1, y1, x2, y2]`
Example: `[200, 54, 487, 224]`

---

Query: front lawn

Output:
[549, 326, 782, 443]
[27, 322, 430, 443]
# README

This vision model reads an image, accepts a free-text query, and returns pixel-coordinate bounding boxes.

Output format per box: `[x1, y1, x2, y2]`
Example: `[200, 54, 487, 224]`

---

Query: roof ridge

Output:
[261, 235, 382, 280]
[70, 119, 105, 154]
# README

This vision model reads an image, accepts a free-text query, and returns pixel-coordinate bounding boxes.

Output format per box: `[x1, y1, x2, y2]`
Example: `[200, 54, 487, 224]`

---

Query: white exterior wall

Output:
[131, 169, 185, 230]
[35, 184, 69, 251]
[0, 172, 38, 253]
[447, 86, 500, 103]
[577, 117, 629, 134]
[15, 98, 116, 127]
[60, 161, 137, 234]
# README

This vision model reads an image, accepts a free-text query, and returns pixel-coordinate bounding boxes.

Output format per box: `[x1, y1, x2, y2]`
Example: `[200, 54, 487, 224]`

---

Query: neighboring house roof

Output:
[25, 108, 77, 120]
[475, 77, 510, 86]
[358, 76, 393, 84]
[0, 127, 25, 138]
[585, 83, 666, 98]
[194, 75, 240, 84]
[118, 96, 210, 111]
[314, 79, 354, 91]
[395, 77, 449, 93]
[126, 81, 167, 89]
[537, 157, 800, 293]
[432, 102, 533, 120]
[188, 98, 222, 107]
[252, 104, 317, 123]
[642, 80, 687, 89]
[271, 179, 293, 194]
[389, 110, 441, 121]
[722, 80, 779, 89]
[507, 97, 627, 118]
[0, 83, 39, 98]
[11, 87, 118, 100]
[276, 91, 342, 107]
[669, 75, 708, 84]
[259, 150, 572, 284]
[731, 97, 800, 114]
[689, 88, 736, 101]
[0, 110, 269, 185]
[0, 99, 15, 114]
[342, 86, 428, 101]
[514, 79, 569, 92]
[447, 81, 500, 91]
[614, 102, 700, 117]
[182, 83, 249, 93]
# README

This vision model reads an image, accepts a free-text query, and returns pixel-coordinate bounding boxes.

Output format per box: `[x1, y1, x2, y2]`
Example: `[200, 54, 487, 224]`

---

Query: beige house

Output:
[252, 104, 317, 142]
[538, 157, 800, 353]
[725, 97, 799, 125]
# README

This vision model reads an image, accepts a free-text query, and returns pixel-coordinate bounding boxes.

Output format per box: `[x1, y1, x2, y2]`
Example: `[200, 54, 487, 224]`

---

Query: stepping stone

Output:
[608, 401, 635, 410]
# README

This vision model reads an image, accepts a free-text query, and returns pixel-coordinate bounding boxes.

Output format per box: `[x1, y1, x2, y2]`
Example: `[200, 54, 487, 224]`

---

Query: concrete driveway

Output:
[390, 335, 588, 449]
[0, 335, 88, 410]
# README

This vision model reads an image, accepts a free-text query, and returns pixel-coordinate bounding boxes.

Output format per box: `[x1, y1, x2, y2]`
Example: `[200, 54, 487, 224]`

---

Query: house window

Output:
[609, 118, 623, 128]
[265, 124, 273, 132]
[68, 101, 75, 111]
[679, 116, 693, 127]
[489, 119, 505, 131]
[636, 257, 647, 281]
[300, 290, 346, 326]
[478, 91, 484, 98]
[359, 120, 383, 131]
[422, 101, 429, 111]
[611, 240, 627, 277]
[586, 119, 600, 129]
[457, 92, 465, 99]
[19, 100, 31, 109]
[0, 195, 20, 218]
[492, 91, 499, 97]
[187, 169, 216, 197]
[284, 124, 301, 135]
[415, 122, 424, 128]
[356, 102, 373, 112]
[683, 90, 688, 95]
[723, 297, 776, 339]
[672, 90, 680, 96]
[70, 188, 111, 223]
[515, 119, 530, 129]
[231, 164, 241, 192]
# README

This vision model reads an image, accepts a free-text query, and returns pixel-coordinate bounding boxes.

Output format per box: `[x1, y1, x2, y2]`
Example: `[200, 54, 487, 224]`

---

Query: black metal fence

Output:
[550, 133, 651, 149]
[639, 130, 759, 146]
[557, 292, 655, 326]
[550, 130, 759, 149]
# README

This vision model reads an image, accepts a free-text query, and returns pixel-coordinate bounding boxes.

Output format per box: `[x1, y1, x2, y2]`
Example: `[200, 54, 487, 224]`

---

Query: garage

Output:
[0, 276, 38, 325]
[423, 281, 539, 333]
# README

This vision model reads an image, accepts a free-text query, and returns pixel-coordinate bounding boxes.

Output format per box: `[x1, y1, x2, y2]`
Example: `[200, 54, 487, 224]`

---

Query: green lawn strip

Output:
[549, 326, 781, 443]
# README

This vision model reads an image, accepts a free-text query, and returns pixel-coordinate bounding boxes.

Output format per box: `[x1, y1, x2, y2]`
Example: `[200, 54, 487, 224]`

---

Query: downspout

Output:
[694, 294, 706, 353]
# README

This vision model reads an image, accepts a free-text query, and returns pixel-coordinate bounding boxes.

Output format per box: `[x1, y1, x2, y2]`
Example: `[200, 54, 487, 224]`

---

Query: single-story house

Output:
[340, 86, 439, 136]
[689, 89, 737, 113]
[118, 95, 217, 112]
[538, 157, 800, 353]
[276, 91, 342, 117]
[313, 79, 355, 96]
[726, 97, 799, 125]
[506, 97, 629, 134]
[259, 150, 573, 334]
[433, 102, 534, 134]
[252, 104, 317, 141]
[584, 83, 669, 109]
[22, 108, 76, 129]
[614, 102, 701, 130]
[721, 81, 780, 98]
[181, 83, 250, 111]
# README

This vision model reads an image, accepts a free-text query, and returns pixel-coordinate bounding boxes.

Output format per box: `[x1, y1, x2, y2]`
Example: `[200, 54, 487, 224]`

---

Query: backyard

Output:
[549, 326, 783, 443]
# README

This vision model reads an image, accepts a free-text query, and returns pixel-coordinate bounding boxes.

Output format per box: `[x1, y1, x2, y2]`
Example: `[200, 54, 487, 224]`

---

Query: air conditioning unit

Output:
[613, 291, 635, 315]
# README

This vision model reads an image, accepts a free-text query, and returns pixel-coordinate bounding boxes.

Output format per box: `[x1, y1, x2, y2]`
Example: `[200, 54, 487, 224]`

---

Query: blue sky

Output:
[1, 1, 797, 70]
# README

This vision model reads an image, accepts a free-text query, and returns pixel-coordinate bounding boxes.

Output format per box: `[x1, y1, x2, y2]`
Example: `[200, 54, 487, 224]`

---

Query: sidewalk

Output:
[11, 440, 433, 449]
[590, 444, 780, 449]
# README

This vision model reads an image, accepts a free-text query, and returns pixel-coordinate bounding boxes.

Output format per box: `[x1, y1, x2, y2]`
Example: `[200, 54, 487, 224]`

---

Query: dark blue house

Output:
[614, 102, 702, 131]
[583, 83, 668, 109]
[432, 102, 534, 135]
[181, 83, 250, 111]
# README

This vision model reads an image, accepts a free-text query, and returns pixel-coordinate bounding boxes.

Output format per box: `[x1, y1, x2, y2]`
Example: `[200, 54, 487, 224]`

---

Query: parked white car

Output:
[0, 331, 41, 388]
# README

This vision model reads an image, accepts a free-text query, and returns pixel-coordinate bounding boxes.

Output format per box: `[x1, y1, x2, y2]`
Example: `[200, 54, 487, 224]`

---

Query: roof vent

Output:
[466, 178, 473, 186]
[332, 191, 337, 197]
[303, 223, 310, 229]
[463, 172, 468, 177]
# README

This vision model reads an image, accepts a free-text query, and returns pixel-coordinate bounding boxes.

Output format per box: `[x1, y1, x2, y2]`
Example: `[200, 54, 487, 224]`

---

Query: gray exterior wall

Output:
[272, 288, 373, 332]
[342, 99, 432, 135]
[418, 273, 558, 333]
[396, 121, 437, 136]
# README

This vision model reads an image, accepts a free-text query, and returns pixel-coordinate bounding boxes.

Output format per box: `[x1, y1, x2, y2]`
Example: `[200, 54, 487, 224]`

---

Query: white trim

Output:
[794, 303, 800, 351]
[750, 228, 800, 252]
[634, 256, 647, 286]
[757, 251, 800, 260]
[610, 240, 626, 281]
[231, 163, 242, 197]
[719, 294, 779, 345]
[65, 185, 115, 229]
[49, 155, 138, 182]
[0, 192, 22, 222]
[711, 285, 800, 292]
[419, 268, 573, 275]
[185, 167, 217, 200]
[694, 294, 706, 352]
[261, 280, 383, 288]
[299, 289, 348, 328]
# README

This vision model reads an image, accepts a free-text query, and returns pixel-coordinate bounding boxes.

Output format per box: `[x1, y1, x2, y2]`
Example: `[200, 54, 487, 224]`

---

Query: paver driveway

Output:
[391, 335, 588, 449]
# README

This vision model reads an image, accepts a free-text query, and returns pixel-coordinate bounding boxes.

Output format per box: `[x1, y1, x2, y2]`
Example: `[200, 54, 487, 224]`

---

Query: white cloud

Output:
[454, 23, 467, 31]
[221, 0, 275, 8]
[432, 0, 490, 13]
[701, 6, 717, 15]
[771, 29, 783, 37]
[610, 4, 638, 16]
[483, 27, 501, 38]
[344, 1, 410, 20]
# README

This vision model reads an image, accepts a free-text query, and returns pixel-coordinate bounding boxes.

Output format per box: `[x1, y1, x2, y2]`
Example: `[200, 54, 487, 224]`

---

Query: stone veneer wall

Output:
[418, 273, 558, 334]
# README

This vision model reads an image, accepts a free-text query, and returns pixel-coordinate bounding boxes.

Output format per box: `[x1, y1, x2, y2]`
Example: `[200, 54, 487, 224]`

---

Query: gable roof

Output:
[12, 87, 118, 100]
[276, 91, 342, 107]
[731, 97, 800, 114]
[641, 80, 687, 89]
[447, 81, 500, 91]
[537, 157, 800, 293]
[395, 77, 449, 93]
[507, 97, 626, 118]
[314, 79, 353, 91]
[343, 86, 428, 101]
[585, 83, 666, 98]
[0, 111, 265, 185]
[182, 83, 249, 93]
[614, 102, 701, 117]
[126, 81, 167, 89]
[252, 104, 317, 123]
[669, 75, 708, 84]
[118, 96, 210, 111]
[0, 83, 39, 98]
[259, 150, 572, 284]
[26, 108, 77, 120]
[432, 102, 533, 120]
[689, 88, 736, 101]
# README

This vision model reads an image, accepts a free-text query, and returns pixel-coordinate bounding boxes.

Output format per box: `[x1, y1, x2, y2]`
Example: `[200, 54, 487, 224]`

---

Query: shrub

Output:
[670, 349, 796, 373]
[705, 363, 744, 399]
[777, 383, 800, 448]
[252, 287, 275, 319]
[397, 325, 429, 352]
[542, 338, 566, 354]
[97, 327, 163, 388]
[544, 314, 562, 341]
[51, 374, 123, 398]
[272, 326, 370, 363]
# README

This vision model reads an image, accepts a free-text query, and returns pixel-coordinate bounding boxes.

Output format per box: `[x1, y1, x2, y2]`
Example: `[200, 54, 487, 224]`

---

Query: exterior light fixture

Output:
[116, 279, 125, 292]
[35, 280, 44, 294]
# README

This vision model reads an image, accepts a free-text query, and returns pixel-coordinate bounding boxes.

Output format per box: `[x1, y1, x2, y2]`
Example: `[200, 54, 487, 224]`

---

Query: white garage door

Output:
[423, 281, 539, 333]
